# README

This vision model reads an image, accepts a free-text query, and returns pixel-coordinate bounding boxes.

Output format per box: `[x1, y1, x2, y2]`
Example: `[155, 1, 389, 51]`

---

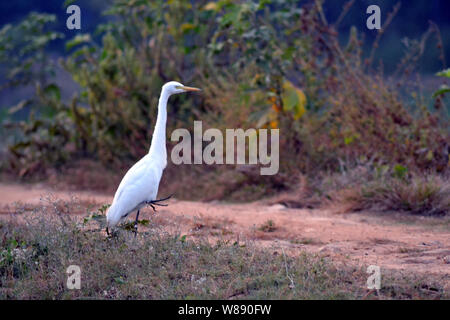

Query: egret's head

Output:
[163, 81, 201, 96]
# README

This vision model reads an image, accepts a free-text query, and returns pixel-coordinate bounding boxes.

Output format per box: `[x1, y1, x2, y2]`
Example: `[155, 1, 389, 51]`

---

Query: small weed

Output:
[291, 238, 323, 246]
[258, 220, 277, 233]
[344, 175, 449, 216]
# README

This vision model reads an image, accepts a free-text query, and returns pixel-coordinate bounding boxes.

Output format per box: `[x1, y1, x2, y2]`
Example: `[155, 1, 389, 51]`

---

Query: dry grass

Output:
[1, 198, 447, 300]
[271, 163, 449, 217]
[343, 175, 450, 216]
[189, 215, 235, 238]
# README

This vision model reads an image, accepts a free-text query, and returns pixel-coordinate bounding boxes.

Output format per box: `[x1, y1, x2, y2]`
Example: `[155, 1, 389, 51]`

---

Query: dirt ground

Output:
[0, 182, 449, 290]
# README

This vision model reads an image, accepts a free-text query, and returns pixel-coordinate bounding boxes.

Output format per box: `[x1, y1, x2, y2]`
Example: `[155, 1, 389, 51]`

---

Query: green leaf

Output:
[64, 0, 77, 6]
[114, 277, 126, 284]
[180, 23, 196, 34]
[10, 239, 18, 248]
[98, 204, 111, 215]
[258, 0, 272, 10]
[432, 85, 450, 98]
[100, 49, 108, 61]
[43, 84, 61, 101]
[282, 81, 307, 120]
[393, 164, 408, 179]
[344, 136, 355, 145]
[66, 34, 91, 51]
[436, 68, 450, 78]
[138, 219, 150, 226]
[282, 46, 295, 60]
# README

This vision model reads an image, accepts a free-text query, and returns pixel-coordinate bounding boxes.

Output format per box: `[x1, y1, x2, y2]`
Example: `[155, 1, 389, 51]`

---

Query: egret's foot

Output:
[106, 227, 119, 238]
[144, 194, 173, 210]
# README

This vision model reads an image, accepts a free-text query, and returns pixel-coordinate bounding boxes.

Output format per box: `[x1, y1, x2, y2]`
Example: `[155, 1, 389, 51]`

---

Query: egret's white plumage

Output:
[106, 81, 200, 231]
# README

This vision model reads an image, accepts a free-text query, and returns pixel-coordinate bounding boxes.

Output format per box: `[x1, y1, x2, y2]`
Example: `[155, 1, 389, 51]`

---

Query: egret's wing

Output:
[111, 157, 160, 217]
[113, 157, 148, 204]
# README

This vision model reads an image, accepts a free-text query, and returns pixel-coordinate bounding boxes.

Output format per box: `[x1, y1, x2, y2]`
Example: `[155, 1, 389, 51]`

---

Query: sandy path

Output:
[0, 182, 449, 286]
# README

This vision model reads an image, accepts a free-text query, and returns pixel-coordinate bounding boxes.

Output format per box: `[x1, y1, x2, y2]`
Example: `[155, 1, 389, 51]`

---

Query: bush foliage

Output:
[0, 0, 449, 191]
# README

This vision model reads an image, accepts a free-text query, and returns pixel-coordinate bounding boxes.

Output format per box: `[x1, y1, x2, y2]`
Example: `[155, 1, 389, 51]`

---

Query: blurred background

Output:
[1, 0, 449, 73]
[0, 0, 448, 213]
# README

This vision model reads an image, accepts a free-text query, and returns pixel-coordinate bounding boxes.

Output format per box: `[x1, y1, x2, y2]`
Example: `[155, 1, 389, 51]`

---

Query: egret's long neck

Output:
[148, 89, 169, 165]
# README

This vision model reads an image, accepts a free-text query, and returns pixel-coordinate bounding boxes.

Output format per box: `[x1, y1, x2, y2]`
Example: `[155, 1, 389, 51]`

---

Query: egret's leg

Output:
[134, 210, 140, 236]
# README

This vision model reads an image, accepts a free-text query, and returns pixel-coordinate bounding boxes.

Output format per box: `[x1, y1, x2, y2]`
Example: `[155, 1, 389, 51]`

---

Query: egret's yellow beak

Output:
[178, 86, 201, 92]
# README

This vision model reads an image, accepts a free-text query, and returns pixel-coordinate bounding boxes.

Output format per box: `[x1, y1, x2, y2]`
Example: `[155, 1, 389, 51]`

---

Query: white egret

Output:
[106, 81, 201, 235]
